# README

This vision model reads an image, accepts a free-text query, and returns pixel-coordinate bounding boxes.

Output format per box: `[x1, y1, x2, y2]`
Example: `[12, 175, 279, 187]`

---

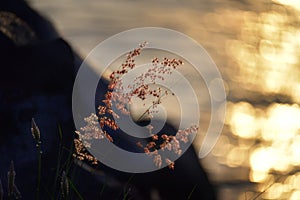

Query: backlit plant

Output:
[74, 42, 199, 169]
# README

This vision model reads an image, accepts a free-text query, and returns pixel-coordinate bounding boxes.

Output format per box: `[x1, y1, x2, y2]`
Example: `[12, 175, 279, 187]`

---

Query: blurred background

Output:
[28, 0, 300, 199]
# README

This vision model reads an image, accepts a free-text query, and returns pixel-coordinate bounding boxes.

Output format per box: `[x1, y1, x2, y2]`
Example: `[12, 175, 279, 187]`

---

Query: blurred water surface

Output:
[29, 0, 300, 199]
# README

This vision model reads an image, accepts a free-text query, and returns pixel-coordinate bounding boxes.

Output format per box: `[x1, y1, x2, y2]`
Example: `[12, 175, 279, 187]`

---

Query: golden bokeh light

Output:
[226, 102, 258, 139]
[225, 3, 300, 103]
[222, 101, 300, 198]
[290, 191, 300, 200]
[218, 1, 300, 198]
[249, 170, 269, 183]
[226, 147, 247, 168]
[272, 0, 300, 11]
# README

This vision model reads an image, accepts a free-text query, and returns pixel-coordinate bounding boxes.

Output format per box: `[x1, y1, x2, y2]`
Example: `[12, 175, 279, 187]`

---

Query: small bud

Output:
[31, 118, 41, 145]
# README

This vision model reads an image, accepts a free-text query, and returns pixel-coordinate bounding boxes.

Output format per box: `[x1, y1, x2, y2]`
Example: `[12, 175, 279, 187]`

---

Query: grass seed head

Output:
[31, 118, 41, 146]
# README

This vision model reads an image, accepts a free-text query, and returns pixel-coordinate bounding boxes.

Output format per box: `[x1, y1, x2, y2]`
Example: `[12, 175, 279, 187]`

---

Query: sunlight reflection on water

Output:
[222, 1, 300, 199]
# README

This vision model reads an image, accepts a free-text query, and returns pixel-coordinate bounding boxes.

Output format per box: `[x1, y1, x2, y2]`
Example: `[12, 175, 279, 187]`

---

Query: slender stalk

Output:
[136, 76, 183, 123]
[61, 171, 69, 200]
[187, 184, 197, 199]
[251, 176, 281, 200]
[68, 179, 84, 200]
[31, 118, 42, 200]
[7, 161, 17, 200]
[136, 95, 164, 122]
[52, 124, 63, 199]
[36, 145, 42, 200]
[99, 182, 106, 199]
[121, 174, 134, 200]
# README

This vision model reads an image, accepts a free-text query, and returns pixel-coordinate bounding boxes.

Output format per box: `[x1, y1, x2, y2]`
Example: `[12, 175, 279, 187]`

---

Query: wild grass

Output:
[0, 43, 269, 199]
[74, 43, 198, 170]
[0, 119, 86, 200]
[0, 43, 220, 199]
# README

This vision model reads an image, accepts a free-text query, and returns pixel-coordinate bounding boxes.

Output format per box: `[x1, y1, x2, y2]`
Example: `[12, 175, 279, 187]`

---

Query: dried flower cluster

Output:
[138, 125, 198, 168]
[74, 43, 198, 169]
[73, 138, 98, 165]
